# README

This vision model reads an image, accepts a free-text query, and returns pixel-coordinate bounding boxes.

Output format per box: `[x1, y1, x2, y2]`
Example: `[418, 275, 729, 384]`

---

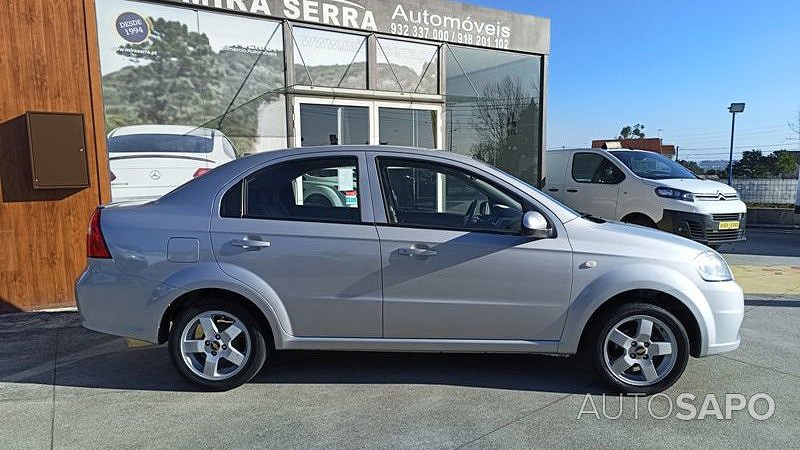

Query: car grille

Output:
[695, 193, 738, 201]
[712, 213, 743, 221]
[706, 229, 745, 243]
[686, 221, 705, 239]
[685, 219, 745, 243]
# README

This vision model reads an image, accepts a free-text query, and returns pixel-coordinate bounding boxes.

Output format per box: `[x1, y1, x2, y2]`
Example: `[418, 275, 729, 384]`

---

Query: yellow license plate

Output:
[718, 221, 740, 230]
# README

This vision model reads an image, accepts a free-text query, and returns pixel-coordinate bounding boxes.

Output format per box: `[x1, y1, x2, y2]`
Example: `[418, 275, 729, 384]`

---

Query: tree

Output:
[677, 159, 704, 175]
[471, 76, 540, 181]
[732, 149, 797, 178]
[618, 123, 645, 139]
[774, 150, 798, 175]
[789, 108, 800, 150]
[114, 18, 223, 126]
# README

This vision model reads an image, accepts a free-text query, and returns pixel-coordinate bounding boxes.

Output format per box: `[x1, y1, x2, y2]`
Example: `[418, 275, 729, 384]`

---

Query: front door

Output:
[210, 153, 383, 338]
[371, 155, 573, 341]
[563, 152, 625, 219]
[293, 97, 443, 150]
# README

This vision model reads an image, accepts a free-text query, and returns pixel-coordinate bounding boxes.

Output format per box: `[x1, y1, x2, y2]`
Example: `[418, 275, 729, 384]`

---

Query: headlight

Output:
[695, 250, 733, 282]
[655, 187, 694, 202]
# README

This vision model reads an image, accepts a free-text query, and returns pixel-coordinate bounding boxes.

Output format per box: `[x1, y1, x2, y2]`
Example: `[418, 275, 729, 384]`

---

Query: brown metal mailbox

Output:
[26, 112, 89, 189]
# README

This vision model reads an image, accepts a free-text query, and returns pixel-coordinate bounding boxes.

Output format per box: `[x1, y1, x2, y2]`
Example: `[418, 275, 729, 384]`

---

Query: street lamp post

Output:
[727, 102, 745, 186]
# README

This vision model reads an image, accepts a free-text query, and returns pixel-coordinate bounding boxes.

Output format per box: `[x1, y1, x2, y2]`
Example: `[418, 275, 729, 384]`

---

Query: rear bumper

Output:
[657, 209, 746, 244]
[75, 259, 177, 343]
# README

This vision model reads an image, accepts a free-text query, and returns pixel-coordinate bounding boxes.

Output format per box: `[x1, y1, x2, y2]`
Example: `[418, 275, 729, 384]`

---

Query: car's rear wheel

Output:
[591, 303, 689, 395]
[169, 300, 267, 391]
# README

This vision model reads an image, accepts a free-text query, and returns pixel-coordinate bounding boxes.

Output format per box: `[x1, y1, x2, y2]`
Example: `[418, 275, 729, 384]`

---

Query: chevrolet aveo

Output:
[76, 146, 744, 394]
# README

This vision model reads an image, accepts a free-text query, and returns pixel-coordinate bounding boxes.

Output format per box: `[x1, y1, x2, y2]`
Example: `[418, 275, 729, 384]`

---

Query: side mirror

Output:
[522, 211, 553, 238]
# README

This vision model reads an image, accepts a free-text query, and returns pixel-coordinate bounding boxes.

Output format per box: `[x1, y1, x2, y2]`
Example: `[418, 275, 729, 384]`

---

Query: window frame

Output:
[375, 156, 535, 236]
[570, 152, 626, 185]
[219, 155, 365, 225]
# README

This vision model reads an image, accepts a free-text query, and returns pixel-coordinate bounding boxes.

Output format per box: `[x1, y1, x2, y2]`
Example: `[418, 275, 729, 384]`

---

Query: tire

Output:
[169, 299, 267, 391]
[304, 194, 334, 207]
[590, 303, 689, 395]
[621, 214, 657, 228]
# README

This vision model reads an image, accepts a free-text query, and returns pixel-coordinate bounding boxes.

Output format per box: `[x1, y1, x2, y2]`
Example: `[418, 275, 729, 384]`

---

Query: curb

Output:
[747, 224, 800, 230]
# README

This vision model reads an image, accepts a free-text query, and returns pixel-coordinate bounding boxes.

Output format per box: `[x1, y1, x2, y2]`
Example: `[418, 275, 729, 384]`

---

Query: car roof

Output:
[546, 148, 656, 154]
[236, 145, 476, 165]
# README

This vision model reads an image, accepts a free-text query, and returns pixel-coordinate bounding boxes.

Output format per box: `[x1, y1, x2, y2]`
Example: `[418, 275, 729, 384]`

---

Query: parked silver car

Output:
[76, 146, 744, 393]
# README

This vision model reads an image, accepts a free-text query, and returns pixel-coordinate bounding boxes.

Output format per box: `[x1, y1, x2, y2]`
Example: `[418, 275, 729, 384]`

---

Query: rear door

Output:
[210, 152, 383, 338]
[563, 152, 625, 219]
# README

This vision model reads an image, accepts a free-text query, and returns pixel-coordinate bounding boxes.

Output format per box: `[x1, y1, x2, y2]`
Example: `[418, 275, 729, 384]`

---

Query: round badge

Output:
[116, 12, 150, 44]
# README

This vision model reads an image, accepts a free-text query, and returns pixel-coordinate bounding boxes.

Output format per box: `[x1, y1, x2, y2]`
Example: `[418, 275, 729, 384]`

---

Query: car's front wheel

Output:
[169, 300, 267, 391]
[591, 303, 689, 395]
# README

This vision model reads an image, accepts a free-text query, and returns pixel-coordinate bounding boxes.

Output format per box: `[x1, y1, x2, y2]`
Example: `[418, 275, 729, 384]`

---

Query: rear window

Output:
[108, 134, 213, 153]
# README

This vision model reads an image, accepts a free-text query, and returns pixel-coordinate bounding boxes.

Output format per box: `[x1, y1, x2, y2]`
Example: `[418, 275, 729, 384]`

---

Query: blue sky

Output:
[465, 0, 800, 161]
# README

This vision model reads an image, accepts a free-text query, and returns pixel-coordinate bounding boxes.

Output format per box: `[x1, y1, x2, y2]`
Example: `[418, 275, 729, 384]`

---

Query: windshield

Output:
[108, 134, 214, 153]
[610, 150, 697, 180]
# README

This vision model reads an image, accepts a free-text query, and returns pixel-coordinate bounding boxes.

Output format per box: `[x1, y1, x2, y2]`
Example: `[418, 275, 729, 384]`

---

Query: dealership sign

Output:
[158, 0, 550, 54]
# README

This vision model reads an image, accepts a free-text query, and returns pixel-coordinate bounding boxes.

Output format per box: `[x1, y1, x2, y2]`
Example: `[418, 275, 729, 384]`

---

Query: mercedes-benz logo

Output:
[149, 170, 161, 180]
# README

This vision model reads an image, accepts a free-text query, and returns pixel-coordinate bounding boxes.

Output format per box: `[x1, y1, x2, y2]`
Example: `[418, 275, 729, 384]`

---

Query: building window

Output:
[95, 0, 288, 202]
[299, 104, 370, 146]
[376, 38, 438, 94]
[378, 108, 437, 148]
[292, 27, 367, 89]
[445, 45, 542, 185]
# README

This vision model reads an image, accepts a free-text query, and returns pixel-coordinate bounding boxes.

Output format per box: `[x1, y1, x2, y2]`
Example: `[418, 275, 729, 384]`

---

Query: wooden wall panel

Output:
[0, 0, 106, 310]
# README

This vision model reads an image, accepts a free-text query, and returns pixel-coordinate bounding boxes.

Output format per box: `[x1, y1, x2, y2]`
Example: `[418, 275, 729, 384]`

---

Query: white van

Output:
[108, 125, 238, 202]
[795, 178, 800, 214]
[545, 148, 747, 247]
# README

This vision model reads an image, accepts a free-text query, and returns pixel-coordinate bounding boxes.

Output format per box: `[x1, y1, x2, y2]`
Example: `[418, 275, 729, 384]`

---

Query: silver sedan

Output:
[76, 146, 744, 393]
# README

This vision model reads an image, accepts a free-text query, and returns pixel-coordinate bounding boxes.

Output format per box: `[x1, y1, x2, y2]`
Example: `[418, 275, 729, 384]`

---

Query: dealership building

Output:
[0, 0, 549, 311]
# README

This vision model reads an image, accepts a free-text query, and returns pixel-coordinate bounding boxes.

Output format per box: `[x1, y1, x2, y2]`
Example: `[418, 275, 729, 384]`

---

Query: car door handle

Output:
[566, 188, 579, 193]
[548, 188, 559, 192]
[231, 238, 271, 250]
[398, 246, 438, 257]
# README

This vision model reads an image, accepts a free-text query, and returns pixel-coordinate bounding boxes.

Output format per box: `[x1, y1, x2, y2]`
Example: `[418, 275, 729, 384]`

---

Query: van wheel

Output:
[591, 303, 689, 395]
[169, 299, 267, 391]
[621, 214, 657, 228]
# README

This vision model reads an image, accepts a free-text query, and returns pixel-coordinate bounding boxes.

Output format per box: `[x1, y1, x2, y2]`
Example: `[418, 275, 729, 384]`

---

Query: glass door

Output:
[293, 97, 443, 150]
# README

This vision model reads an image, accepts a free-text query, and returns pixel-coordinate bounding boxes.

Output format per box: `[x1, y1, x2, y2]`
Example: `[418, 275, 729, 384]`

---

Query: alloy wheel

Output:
[179, 310, 251, 381]
[602, 314, 678, 387]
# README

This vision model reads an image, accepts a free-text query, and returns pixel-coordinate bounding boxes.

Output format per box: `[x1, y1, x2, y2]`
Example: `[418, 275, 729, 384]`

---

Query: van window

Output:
[572, 153, 625, 184]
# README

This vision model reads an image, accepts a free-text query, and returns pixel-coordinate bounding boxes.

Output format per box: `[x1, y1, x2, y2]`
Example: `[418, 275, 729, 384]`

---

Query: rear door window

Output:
[221, 157, 361, 224]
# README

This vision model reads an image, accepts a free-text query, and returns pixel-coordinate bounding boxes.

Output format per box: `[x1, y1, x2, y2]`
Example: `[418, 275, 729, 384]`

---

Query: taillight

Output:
[193, 168, 211, 177]
[87, 208, 111, 259]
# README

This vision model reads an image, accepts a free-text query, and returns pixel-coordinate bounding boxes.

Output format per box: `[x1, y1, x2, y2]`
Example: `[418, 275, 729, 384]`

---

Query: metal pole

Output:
[727, 112, 736, 186]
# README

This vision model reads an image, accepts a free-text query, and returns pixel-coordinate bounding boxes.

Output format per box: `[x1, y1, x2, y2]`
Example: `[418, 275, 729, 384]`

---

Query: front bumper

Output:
[657, 209, 746, 244]
[698, 280, 744, 357]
